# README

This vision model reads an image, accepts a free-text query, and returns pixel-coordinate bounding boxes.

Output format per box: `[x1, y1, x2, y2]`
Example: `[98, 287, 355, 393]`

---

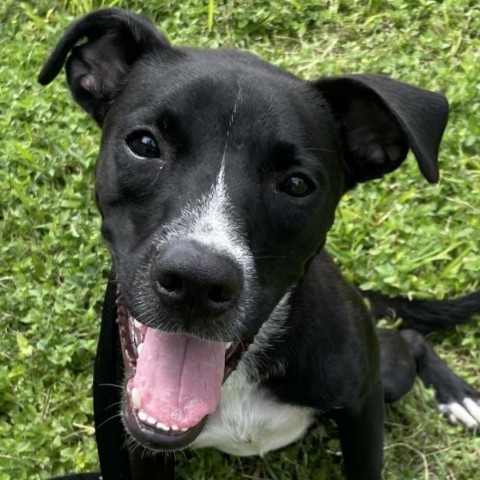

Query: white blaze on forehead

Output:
[155, 81, 252, 274]
[158, 161, 253, 275]
[150, 157, 255, 338]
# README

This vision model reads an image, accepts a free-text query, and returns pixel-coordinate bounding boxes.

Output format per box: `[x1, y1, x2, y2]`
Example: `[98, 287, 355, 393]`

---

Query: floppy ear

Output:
[38, 8, 171, 124]
[314, 74, 449, 189]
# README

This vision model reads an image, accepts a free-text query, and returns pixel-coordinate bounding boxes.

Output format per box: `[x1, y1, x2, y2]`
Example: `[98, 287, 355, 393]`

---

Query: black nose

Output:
[152, 240, 243, 316]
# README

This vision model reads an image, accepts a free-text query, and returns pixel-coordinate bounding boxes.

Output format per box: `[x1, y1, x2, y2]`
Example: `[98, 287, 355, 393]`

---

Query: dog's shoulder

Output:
[261, 251, 380, 410]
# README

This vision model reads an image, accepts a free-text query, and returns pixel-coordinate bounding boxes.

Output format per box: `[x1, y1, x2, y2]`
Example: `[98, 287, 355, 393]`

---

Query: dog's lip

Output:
[123, 394, 208, 451]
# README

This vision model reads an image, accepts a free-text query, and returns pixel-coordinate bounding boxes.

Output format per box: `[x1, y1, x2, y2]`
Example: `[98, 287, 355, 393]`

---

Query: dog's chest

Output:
[194, 371, 316, 456]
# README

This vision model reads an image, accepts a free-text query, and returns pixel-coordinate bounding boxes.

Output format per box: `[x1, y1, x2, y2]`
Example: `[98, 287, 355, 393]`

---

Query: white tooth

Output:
[131, 388, 141, 410]
[131, 323, 138, 346]
[171, 424, 179, 431]
[147, 416, 157, 426]
[226, 342, 233, 350]
[137, 343, 144, 355]
[181, 427, 188, 432]
[156, 421, 170, 431]
[134, 319, 142, 329]
[138, 410, 147, 422]
[128, 325, 138, 347]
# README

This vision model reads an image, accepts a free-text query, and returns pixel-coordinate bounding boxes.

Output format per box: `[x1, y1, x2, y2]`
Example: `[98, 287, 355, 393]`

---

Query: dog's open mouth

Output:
[116, 290, 249, 450]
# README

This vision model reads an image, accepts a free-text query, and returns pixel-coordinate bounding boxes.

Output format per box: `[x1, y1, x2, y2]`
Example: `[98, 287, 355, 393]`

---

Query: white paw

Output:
[438, 397, 480, 429]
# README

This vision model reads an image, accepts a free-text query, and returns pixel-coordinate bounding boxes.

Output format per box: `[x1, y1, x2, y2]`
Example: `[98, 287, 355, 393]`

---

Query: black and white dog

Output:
[39, 9, 480, 480]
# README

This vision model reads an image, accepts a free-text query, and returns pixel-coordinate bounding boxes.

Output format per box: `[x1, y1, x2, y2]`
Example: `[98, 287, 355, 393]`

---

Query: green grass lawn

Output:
[1, 1, 479, 478]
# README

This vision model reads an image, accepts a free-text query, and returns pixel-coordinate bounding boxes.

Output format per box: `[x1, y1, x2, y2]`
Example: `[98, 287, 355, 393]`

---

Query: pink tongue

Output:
[132, 329, 226, 429]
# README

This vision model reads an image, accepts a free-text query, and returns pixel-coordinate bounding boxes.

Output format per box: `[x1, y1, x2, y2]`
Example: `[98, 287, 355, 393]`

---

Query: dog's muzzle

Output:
[117, 240, 252, 450]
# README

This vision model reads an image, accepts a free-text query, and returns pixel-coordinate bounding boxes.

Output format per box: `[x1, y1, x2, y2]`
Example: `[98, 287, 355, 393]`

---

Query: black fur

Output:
[365, 288, 480, 334]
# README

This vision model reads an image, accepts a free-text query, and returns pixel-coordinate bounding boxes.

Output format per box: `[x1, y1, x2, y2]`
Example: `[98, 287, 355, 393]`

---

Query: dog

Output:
[39, 9, 480, 480]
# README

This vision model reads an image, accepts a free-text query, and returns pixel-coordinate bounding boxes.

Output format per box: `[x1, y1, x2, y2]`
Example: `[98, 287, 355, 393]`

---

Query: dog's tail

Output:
[363, 289, 480, 334]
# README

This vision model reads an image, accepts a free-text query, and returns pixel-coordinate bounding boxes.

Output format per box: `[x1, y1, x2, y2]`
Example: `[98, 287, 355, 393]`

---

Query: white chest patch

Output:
[193, 370, 316, 456]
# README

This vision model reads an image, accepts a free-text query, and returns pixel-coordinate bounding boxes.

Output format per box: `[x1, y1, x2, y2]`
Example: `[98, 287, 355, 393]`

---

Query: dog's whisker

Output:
[98, 383, 122, 390]
[96, 412, 123, 430]
[103, 240, 128, 261]
[104, 401, 123, 411]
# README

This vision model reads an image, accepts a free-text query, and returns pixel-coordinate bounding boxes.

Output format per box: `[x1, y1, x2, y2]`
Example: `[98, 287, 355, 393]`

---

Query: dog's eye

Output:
[279, 175, 313, 197]
[126, 132, 160, 158]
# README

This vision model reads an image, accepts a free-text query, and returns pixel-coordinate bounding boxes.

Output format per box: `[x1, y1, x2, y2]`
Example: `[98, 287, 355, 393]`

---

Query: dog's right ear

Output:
[38, 8, 171, 124]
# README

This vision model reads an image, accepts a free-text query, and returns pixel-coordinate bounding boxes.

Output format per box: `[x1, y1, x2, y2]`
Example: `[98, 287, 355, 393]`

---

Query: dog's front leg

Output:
[332, 380, 384, 480]
[93, 273, 133, 479]
[94, 274, 176, 480]
[129, 451, 175, 480]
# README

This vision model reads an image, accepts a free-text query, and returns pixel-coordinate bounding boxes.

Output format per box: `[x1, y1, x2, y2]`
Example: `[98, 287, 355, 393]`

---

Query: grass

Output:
[1, 0, 479, 478]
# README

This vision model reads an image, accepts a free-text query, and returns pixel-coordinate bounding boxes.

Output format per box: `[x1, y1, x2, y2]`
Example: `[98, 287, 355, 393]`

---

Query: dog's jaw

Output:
[123, 395, 209, 451]
[116, 290, 252, 450]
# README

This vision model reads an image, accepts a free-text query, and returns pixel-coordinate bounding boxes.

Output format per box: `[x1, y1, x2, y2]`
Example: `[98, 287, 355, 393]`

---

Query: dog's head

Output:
[39, 9, 448, 451]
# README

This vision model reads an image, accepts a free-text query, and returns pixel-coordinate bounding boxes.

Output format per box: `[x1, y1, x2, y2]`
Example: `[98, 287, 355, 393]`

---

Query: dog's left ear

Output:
[314, 74, 449, 189]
